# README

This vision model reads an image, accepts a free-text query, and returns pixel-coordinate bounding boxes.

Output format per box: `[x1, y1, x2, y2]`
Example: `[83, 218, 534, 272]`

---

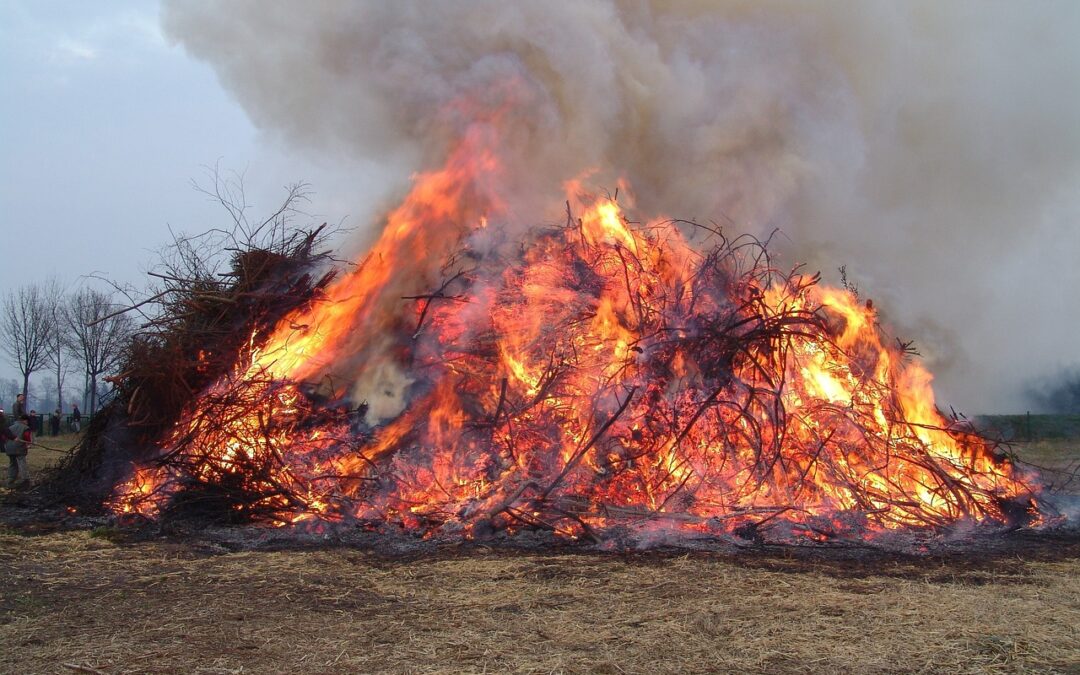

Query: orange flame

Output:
[110, 153, 1043, 544]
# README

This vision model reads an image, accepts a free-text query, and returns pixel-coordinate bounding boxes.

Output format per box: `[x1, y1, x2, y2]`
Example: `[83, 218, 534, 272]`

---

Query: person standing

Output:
[71, 403, 82, 433]
[13, 393, 26, 419]
[4, 413, 31, 487]
[0, 409, 10, 454]
[50, 409, 61, 436]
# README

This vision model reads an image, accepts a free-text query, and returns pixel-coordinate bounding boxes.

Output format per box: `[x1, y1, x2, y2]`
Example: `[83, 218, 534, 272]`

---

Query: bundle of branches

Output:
[146, 371, 369, 524]
[116, 225, 336, 440]
[48, 181, 340, 509]
[106, 205, 1045, 543]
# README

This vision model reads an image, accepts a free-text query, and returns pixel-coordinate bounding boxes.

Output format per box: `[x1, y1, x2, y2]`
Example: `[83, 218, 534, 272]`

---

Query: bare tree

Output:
[65, 288, 134, 414]
[0, 377, 19, 408]
[1, 283, 57, 402]
[43, 278, 73, 415]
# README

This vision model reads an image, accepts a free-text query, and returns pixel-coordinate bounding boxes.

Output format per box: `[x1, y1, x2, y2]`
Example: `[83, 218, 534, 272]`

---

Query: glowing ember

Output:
[110, 146, 1044, 544]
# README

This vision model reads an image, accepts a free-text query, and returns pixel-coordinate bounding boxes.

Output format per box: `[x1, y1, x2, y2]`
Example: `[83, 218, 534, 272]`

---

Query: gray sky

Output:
[0, 1, 392, 396]
[1, 1, 257, 289]
[0, 1, 397, 286]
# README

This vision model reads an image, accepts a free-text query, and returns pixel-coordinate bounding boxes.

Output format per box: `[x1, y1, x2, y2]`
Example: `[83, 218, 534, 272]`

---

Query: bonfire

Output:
[60, 137, 1044, 547]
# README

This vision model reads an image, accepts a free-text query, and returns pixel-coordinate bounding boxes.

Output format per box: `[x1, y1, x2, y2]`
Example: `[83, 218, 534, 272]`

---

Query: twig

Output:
[62, 664, 108, 675]
[85, 289, 174, 326]
[539, 387, 637, 500]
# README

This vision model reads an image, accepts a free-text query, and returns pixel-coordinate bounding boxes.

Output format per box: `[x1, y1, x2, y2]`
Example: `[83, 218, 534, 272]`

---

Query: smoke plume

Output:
[162, 0, 1080, 413]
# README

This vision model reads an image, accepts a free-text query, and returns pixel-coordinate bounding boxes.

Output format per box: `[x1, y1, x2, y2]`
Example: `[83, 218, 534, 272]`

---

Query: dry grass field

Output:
[1, 435, 1077, 674]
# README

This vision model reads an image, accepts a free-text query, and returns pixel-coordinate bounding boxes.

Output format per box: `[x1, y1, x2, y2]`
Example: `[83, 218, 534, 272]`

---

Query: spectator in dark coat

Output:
[4, 413, 31, 487]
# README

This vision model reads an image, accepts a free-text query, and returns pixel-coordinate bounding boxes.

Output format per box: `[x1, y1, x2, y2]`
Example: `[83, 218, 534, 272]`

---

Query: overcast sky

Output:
[0, 0, 400, 283]
[2, 1, 250, 288]
[0, 1, 389, 392]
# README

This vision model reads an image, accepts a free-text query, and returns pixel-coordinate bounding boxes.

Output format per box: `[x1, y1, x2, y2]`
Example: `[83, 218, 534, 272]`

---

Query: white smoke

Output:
[162, 0, 1080, 413]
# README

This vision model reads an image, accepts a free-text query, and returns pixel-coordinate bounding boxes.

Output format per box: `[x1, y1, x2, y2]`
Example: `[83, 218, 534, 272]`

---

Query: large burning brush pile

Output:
[84, 163, 1052, 547]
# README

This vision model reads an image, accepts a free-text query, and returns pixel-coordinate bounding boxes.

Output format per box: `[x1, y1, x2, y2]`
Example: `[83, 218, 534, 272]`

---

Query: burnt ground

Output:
[1, 436, 1078, 673]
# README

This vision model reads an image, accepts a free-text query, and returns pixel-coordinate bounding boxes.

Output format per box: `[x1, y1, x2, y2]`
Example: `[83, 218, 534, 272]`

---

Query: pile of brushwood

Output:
[30, 189, 1055, 542]
[60, 207, 1048, 540]
[45, 213, 337, 512]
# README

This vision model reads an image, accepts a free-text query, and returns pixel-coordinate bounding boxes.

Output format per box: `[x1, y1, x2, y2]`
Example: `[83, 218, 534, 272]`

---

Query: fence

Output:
[21, 413, 93, 436]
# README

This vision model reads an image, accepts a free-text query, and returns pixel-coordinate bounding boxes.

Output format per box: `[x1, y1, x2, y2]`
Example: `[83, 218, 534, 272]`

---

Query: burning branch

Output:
[61, 190, 1048, 545]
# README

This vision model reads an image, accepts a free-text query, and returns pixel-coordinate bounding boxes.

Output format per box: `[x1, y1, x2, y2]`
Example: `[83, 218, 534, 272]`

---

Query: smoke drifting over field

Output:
[162, 0, 1080, 413]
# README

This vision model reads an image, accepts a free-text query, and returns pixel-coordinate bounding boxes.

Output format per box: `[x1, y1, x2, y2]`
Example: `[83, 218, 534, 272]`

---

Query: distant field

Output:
[23, 432, 80, 476]
[977, 414, 1080, 442]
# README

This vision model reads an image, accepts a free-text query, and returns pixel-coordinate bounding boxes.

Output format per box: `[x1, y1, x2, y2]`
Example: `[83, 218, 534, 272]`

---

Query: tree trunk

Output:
[55, 353, 63, 415]
[89, 373, 98, 414]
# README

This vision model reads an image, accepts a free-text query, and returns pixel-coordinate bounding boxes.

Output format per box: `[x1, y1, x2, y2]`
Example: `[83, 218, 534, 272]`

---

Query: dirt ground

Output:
[1, 437, 1078, 674]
